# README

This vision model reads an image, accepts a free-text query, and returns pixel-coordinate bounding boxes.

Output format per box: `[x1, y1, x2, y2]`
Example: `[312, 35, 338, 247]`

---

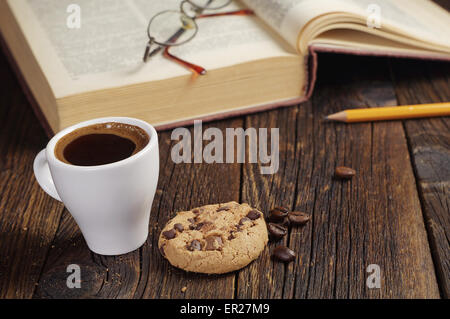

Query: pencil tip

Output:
[325, 111, 346, 122]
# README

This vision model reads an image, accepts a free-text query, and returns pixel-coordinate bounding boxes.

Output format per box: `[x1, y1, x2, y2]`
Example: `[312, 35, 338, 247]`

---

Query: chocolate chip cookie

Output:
[158, 201, 268, 274]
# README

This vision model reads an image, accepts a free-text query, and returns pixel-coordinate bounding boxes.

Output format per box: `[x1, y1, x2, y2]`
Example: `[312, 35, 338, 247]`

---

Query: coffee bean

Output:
[273, 246, 295, 262]
[217, 206, 230, 212]
[174, 223, 184, 232]
[288, 211, 311, 225]
[269, 216, 290, 227]
[268, 206, 289, 222]
[187, 240, 202, 251]
[162, 228, 176, 240]
[272, 206, 289, 214]
[280, 217, 290, 228]
[267, 223, 287, 240]
[239, 217, 250, 225]
[335, 166, 356, 179]
[246, 210, 261, 220]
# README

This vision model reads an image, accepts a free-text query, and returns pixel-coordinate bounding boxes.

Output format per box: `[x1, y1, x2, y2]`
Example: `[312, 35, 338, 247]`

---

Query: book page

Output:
[241, 0, 357, 48]
[9, 0, 295, 98]
[344, 0, 450, 47]
[241, 0, 450, 51]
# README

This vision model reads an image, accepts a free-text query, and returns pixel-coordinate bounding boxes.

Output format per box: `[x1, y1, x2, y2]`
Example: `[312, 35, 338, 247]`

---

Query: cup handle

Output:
[33, 149, 62, 202]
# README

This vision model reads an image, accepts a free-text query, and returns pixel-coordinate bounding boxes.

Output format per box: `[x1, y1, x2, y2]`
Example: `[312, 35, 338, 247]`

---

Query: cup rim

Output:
[46, 117, 157, 170]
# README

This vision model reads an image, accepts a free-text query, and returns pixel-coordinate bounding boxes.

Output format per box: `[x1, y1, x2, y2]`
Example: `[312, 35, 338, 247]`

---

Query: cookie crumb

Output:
[181, 286, 187, 293]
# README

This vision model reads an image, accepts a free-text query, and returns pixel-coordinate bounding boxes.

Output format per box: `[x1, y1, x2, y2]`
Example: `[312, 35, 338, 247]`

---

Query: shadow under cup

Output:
[39, 117, 159, 255]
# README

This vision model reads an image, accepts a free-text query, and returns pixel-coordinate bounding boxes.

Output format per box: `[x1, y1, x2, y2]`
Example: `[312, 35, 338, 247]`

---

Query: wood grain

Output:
[0, 51, 65, 298]
[237, 54, 440, 298]
[0, 48, 448, 299]
[138, 119, 242, 299]
[34, 119, 243, 299]
[389, 59, 450, 298]
[237, 107, 301, 298]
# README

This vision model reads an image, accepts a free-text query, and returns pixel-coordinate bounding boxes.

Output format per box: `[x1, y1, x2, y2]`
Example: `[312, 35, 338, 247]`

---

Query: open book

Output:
[1, 0, 449, 135]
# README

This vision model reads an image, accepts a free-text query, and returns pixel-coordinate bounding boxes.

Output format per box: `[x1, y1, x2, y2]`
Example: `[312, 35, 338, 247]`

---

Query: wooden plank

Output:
[34, 119, 243, 298]
[389, 58, 450, 298]
[1, 44, 446, 300]
[237, 54, 441, 298]
[0, 51, 65, 298]
[139, 119, 242, 299]
[236, 107, 301, 298]
[33, 210, 112, 298]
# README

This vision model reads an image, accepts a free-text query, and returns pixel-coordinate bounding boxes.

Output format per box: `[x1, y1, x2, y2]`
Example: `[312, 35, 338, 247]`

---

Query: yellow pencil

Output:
[326, 102, 450, 123]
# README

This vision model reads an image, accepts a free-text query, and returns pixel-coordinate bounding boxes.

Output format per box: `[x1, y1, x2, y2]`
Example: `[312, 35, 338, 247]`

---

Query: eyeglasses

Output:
[143, 0, 254, 76]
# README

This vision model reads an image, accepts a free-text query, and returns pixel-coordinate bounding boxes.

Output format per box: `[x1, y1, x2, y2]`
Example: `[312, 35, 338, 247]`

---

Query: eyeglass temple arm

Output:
[159, 9, 254, 75]
[196, 9, 254, 19]
[163, 46, 206, 75]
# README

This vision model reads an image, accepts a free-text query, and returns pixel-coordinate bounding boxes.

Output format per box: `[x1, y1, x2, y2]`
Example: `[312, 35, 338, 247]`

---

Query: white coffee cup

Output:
[33, 117, 159, 255]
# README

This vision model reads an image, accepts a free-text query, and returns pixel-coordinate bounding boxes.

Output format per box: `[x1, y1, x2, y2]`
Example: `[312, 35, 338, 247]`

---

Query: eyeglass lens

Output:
[148, 11, 198, 47]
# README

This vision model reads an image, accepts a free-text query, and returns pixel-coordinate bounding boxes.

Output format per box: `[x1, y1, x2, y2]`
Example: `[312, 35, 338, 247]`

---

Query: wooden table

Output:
[0, 44, 449, 299]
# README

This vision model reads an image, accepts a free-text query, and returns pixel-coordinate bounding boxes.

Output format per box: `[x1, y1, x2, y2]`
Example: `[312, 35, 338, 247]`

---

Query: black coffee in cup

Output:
[55, 122, 149, 166]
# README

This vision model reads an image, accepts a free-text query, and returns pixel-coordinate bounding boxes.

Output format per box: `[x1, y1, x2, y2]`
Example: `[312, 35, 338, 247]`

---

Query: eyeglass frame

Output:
[142, 0, 253, 75]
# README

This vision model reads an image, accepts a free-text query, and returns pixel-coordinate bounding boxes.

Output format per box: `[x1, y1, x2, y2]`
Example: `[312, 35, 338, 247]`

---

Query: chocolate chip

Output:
[187, 240, 202, 251]
[273, 246, 295, 262]
[267, 223, 287, 240]
[246, 210, 261, 220]
[205, 235, 223, 250]
[239, 217, 250, 225]
[288, 211, 311, 225]
[162, 229, 176, 240]
[174, 223, 184, 232]
[228, 233, 236, 240]
[268, 206, 289, 222]
[335, 166, 356, 179]
[200, 221, 215, 232]
[194, 222, 204, 231]
[189, 225, 195, 230]
[217, 206, 230, 212]
[187, 218, 195, 224]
